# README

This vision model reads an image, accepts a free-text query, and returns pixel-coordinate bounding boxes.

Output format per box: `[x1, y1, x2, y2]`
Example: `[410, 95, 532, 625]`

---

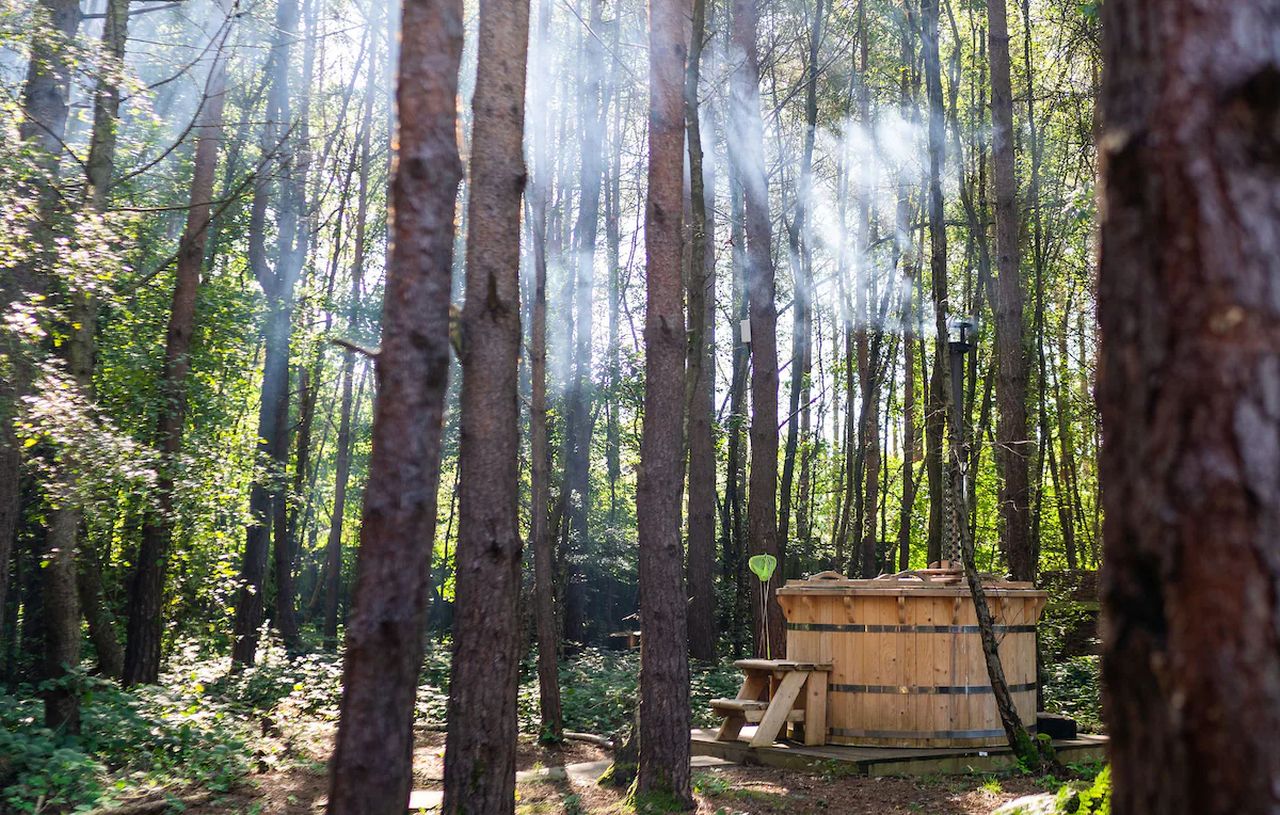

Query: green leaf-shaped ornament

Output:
[748, 554, 778, 583]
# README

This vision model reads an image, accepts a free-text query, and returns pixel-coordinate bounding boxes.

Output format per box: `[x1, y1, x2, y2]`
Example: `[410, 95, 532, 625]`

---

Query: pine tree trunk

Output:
[528, 0, 563, 740]
[232, 0, 305, 663]
[921, 0, 947, 567]
[732, 0, 784, 658]
[17, 0, 82, 732]
[1098, 0, 1280, 810]
[683, 0, 717, 663]
[988, 0, 1031, 582]
[778, 0, 822, 566]
[324, 0, 463, 805]
[726, 173, 750, 655]
[441, 0, 529, 809]
[635, 0, 691, 799]
[121, 33, 228, 679]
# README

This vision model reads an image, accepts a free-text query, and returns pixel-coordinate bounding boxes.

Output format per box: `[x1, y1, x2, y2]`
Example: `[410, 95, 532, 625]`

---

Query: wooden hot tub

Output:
[776, 570, 1046, 748]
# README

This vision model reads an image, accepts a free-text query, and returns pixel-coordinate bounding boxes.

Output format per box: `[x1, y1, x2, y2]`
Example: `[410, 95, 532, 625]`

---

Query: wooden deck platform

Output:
[691, 728, 1108, 777]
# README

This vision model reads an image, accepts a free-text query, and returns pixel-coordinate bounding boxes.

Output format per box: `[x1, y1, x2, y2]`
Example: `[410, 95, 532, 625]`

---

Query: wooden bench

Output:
[710, 658, 831, 747]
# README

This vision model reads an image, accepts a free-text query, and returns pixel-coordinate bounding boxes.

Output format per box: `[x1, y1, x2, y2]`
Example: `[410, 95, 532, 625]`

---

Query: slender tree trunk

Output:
[563, 0, 606, 578]
[1098, 0, 1280, 809]
[988, 0, 1031, 581]
[16, 0, 83, 731]
[635, 0, 691, 799]
[725, 173, 750, 655]
[441, 0, 529, 809]
[324, 0, 463, 804]
[778, 0, 823, 564]
[232, 0, 305, 664]
[77, 540, 122, 678]
[922, 0, 947, 566]
[123, 25, 230, 685]
[732, 0, 784, 658]
[528, 0, 563, 740]
[683, 0, 717, 663]
[896, 10, 917, 572]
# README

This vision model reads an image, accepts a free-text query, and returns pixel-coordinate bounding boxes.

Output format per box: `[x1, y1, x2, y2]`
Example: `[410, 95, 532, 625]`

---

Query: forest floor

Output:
[180, 715, 1055, 815]
[0, 644, 1098, 814]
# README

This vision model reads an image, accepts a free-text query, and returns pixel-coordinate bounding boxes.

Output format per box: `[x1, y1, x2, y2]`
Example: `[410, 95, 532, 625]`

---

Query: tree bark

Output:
[635, 0, 691, 799]
[1098, 0, 1280, 810]
[562, 0, 606, 577]
[324, 0, 462, 805]
[683, 0, 717, 664]
[440, 0, 529, 809]
[778, 0, 823, 571]
[123, 24, 230, 686]
[17, 0, 83, 732]
[987, 0, 1031, 582]
[232, 0, 305, 664]
[731, 0, 784, 659]
[921, 0, 947, 566]
[528, 0, 563, 741]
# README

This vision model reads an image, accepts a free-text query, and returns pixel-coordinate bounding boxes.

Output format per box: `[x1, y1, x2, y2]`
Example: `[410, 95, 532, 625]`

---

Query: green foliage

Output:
[1041, 655, 1102, 733]
[513, 649, 739, 737]
[0, 674, 249, 813]
[1039, 765, 1110, 815]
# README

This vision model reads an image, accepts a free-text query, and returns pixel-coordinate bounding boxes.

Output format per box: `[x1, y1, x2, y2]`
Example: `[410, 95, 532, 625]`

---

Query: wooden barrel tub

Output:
[776, 570, 1047, 748]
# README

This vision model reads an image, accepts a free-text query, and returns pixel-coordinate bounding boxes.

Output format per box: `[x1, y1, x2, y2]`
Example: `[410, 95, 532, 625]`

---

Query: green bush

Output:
[0, 673, 249, 814]
[1041, 654, 1103, 733]
[509, 648, 740, 737]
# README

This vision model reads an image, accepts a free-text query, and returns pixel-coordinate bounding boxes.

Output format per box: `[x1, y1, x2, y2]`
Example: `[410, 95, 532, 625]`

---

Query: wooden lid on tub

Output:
[776, 566, 1047, 598]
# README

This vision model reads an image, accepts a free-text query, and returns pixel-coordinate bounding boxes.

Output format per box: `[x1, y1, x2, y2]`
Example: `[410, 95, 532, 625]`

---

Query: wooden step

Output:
[733, 658, 832, 673]
[710, 698, 769, 714]
[710, 700, 804, 725]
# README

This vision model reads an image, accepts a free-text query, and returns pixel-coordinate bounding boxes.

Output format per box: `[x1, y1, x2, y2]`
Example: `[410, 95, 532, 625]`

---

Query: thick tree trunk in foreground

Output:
[324, 0, 462, 806]
[1098, 0, 1280, 811]
[731, 0, 784, 659]
[635, 0, 691, 800]
[441, 0, 529, 810]
[683, 0, 716, 664]
[987, 0, 1031, 582]
[123, 15, 230, 688]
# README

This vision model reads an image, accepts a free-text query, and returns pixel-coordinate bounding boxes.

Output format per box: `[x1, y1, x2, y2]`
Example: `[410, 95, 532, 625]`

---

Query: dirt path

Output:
[181, 719, 1049, 815]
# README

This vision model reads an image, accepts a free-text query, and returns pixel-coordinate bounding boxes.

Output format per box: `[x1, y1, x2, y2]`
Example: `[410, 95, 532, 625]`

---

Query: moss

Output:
[596, 759, 636, 789]
[626, 786, 694, 814]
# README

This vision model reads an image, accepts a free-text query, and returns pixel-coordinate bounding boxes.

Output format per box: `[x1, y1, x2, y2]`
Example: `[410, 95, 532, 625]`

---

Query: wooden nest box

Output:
[775, 568, 1047, 748]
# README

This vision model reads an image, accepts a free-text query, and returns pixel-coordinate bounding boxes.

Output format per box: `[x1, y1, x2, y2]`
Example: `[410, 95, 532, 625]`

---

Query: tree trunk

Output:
[683, 0, 717, 664]
[987, 0, 1031, 582]
[921, 0, 947, 567]
[1098, 0, 1280, 810]
[778, 0, 823, 569]
[17, 0, 82, 732]
[323, 0, 463, 805]
[635, 0, 691, 800]
[725, 173, 750, 655]
[562, 0, 606, 578]
[732, 0, 784, 659]
[232, 0, 304, 665]
[123, 25, 230, 685]
[441, 0, 529, 809]
[528, 0, 563, 741]
[77, 540, 123, 678]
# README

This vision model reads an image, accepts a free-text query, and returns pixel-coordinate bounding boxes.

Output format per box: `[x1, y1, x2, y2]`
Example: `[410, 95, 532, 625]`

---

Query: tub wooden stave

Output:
[777, 581, 1046, 748]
